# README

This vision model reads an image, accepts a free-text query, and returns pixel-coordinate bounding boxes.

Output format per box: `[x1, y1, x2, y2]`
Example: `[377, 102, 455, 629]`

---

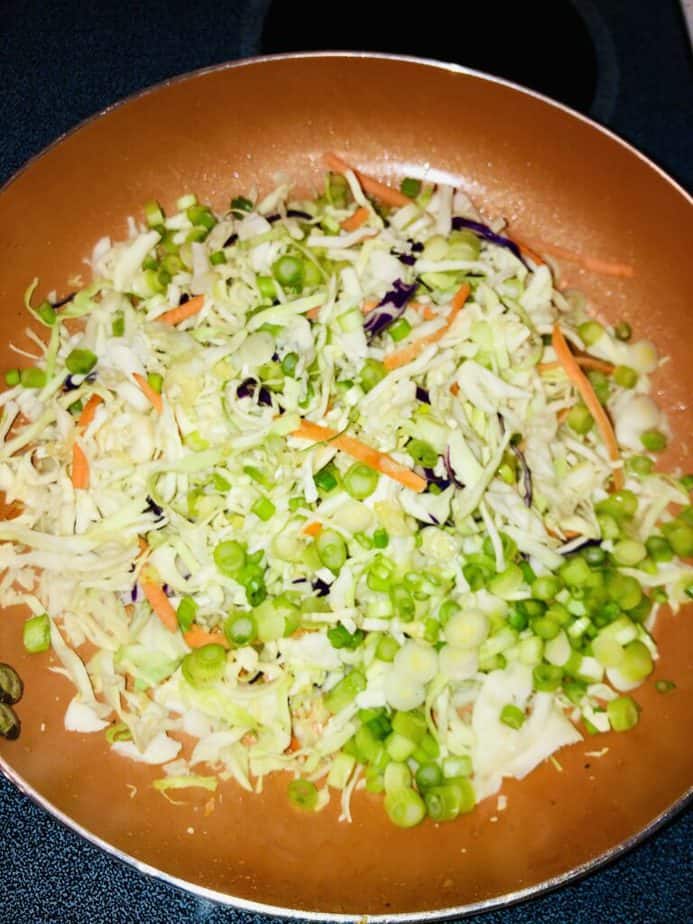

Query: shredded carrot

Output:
[71, 394, 104, 490]
[360, 298, 379, 315]
[556, 406, 572, 424]
[324, 152, 413, 208]
[538, 357, 615, 375]
[77, 394, 103, 432]
[341, 206, 370, 232]
[71, 443, 89, 490]
[286, 734, 301, 753]
[383, 283, 470, 371]
[513, 234, 634, 278]
[552, 323, 624, 490]
[413, 302, 437, 321]
[140, 578, 178, 632]
[306, 305, 322, 321]
[450, 382, 460, 397]
[291, 420, 426, 493]
[183, 626, 230, 650]
[303, 521, 323, 537]
[158, 294, 205, 326]
[546, 525, 582, 540]
[132, 372, 163, 414]
[515, 240, 546, 266]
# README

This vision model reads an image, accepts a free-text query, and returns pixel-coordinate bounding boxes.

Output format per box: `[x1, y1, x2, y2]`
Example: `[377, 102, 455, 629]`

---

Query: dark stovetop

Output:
[1, 2, 691, 922]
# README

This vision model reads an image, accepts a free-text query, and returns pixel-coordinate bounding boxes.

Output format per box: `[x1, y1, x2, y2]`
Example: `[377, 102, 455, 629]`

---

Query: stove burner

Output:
[262, 1, 600, 115]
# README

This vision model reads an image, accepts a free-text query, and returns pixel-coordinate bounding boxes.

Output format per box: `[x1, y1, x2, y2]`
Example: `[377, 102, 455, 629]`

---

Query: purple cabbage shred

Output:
[510, 443, 533, 508]
[237, 378, 273, 406]
[363, 279, 417, 339]
[451, 217, 527, 267]
[312, 578, 332, 597]
[415, 386, 430, 404]
[287, 209, 313, 220]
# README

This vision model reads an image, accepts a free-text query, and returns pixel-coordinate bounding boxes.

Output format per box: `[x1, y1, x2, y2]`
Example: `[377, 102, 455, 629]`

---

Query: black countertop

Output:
[1, 2, 691, 921]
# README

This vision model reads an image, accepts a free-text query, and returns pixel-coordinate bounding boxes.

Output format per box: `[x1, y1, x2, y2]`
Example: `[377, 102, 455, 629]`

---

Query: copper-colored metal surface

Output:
[0, 55, 691, 919]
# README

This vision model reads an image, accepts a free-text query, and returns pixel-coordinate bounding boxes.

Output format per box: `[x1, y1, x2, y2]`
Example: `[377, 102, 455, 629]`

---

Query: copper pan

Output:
[0, 53, 691, 919]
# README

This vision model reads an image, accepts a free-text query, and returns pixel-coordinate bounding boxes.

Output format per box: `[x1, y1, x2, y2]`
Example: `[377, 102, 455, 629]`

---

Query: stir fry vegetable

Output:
[0, 159, 690, 827]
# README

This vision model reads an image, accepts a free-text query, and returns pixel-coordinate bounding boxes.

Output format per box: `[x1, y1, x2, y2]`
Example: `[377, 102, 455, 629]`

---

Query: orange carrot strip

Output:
[132, 372, 163, 414]
[306, 305, 322, 321]
[383, 283, 470, 371]
[552, 323, 624, 490]
[71, 443, 89, 490]
[341, 206, 370, 232]
[303, 521, 323, 537]
[140, 579, 178, 632]
[450, 382, 460, 397]
[77, 394, 103, 432]
[292, 420, 426, 493]
[324, 152, 413, 208]
[515, 240, 547, 266]
[158, 294, 205, 326]
[286, 734, 302, 753]
[183, 626, 230, 650]
[556, 406, 572, 424]
[360, 298, 379, 315]
[514, 235, 634, 278]
[538, 357, 615, 375]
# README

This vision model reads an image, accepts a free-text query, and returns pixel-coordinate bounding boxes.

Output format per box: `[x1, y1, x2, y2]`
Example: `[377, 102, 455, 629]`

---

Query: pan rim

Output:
[1, 49, 691, 922]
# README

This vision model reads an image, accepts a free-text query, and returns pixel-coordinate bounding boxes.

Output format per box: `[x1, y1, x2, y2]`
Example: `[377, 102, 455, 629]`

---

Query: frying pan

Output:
[0, 54, 691, 919]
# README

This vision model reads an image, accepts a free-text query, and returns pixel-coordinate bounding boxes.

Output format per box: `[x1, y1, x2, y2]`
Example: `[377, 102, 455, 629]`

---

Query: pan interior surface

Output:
[0, 54, 691, 918]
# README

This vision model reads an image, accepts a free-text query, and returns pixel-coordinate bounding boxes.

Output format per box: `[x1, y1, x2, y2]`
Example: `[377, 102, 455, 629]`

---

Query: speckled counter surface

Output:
[1, 2, 691, 922]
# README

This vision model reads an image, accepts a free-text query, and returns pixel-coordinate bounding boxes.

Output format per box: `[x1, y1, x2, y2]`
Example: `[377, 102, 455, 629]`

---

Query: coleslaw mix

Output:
[0, 158, 691, 827]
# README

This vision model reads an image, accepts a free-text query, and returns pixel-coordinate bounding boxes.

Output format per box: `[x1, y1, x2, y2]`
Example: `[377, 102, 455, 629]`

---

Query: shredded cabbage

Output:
[1, 169, 691, 828]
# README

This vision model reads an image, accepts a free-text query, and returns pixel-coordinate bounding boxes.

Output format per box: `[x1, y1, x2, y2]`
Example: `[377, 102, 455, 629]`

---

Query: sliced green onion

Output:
[532, 663, 563, 691]
[288, 778, 318, 811]
[23, 613, 50, 653]
[176, 596, 197, 632]
[359, 358, 387, 393]
[20, 368, 46, 389]
[578, 320, 604, 346]
[281, 352, 299, 376]
[66, 348, 97, 375]
[105, 722, 132, 743]
[389, 318, 412, 342]
[4, 369, 20, 386]
[230, 195, 253, 216]
[415, 762, 443, 790]
[566, 404, 593, 434]
[111, 314, 125, 337]
[613, 365, 638, 389]
[323, 669, 366, 713]
[251, 495, 276, 521]
[612, 539, 647, 566]
[607, 695, 640, 731]
[314, 463, 339, 492]
[146, 372, 163, 394]
[372, 528, 389, 549]
[315, 529, 347, 572]
[384, 787, 426, 828]
[499, 704, 525, 729]
[376, 635, 399, 662]
[640, 429, 667, 452]
[400, 177, 422, 198]
[224, 612, 257, 647]
[187, 204, 217, 230]
[272, 255, 304, 289]
[181, 644, 227, 688]
[144, 199, 165, 227]
[655, 679, 676, 694]
[209, 250, 227, 266]
[627, 455, 654, 476]
[406, 439, 438, 468]
[213, 540, 246, 578]
[343, 462, 379, 500]
[37, 300, 57, 326]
